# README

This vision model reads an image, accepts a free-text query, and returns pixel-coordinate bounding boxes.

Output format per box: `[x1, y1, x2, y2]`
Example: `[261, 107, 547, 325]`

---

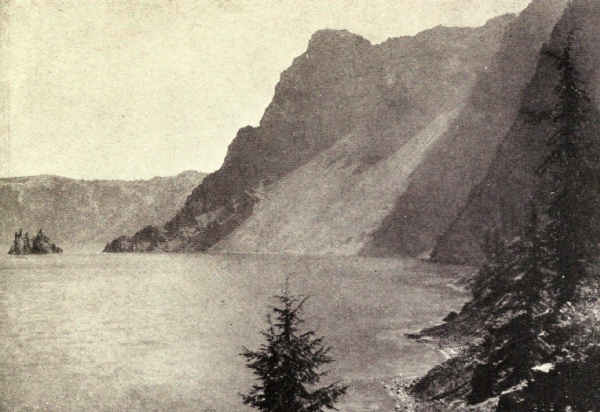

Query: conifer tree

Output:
[469, 205, 553, 403]
[240, 286, 347, 412]
[441, 4, 600, 409]
[476, 9, 600, 409]
[539, 24, 600, 305]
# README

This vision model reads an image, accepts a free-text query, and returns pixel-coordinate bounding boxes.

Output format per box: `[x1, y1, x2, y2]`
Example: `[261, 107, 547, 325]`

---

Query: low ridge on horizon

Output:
[0, 171, 206, 246]
[0, 169, 205, 182]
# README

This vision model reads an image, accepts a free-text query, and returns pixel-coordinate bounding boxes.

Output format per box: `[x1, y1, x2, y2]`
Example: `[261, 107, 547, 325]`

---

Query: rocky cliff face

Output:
[364, 0, 569, 258]
[432, 0, 600, 264]
[405, 4, 600, 409]
[0, 171, 205, 248]
[106, 14, 516, 254]
[107, 0, 574, 258]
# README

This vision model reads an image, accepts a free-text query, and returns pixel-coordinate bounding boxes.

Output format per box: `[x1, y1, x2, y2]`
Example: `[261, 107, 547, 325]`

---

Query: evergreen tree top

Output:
[240, 286, 347, 412]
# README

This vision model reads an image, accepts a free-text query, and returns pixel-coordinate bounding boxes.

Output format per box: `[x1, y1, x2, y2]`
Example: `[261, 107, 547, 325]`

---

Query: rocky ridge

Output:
[0, 171, 205, 248]
[106, 14, 516, 254]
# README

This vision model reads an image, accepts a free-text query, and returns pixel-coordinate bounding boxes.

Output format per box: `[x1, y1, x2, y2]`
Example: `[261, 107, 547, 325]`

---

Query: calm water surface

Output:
[0, 251, 469, 411]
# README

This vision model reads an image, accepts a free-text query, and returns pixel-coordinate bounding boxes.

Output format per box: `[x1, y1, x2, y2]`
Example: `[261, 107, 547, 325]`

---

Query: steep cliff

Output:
[107, 14, 515, 253]
[407, 4, 600, 409]
[432, 0, 600, 264]
[364, 0, 568, 258]
[0, 171, 205, 247]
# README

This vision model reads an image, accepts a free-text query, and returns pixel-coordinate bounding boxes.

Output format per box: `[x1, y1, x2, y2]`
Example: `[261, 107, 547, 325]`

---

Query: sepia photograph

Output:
[2, 0, 600, 410]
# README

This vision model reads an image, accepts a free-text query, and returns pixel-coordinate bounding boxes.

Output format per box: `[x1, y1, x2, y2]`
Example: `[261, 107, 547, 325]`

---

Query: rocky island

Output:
[8, 229, 63, 255]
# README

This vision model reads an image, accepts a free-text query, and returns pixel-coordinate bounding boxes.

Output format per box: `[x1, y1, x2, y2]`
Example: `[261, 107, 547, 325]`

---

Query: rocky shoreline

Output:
[386, 369, 499, 412]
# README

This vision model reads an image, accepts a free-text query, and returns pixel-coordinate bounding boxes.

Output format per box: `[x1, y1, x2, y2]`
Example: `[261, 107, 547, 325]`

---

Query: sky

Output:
[0, 0, 531, 180]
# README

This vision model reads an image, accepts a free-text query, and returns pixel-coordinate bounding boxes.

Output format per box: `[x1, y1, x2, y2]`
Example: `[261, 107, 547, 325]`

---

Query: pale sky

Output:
[0, 0, 530, 180]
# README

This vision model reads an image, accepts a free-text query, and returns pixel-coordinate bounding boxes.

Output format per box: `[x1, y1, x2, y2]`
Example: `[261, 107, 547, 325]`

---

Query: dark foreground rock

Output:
[8, 229, 63, 255]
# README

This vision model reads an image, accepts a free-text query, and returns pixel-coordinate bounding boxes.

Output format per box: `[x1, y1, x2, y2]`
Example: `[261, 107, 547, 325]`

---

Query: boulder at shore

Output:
[103, 225, 165, 253]
[8, 229, 63, 255]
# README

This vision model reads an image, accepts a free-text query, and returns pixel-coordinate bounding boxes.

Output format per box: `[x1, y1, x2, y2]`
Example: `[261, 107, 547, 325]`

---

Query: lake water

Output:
[0, 251, 469, 411]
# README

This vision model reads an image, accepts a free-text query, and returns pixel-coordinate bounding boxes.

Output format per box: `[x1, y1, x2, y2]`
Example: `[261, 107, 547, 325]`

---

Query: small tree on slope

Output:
[240, 288, 347, 412]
